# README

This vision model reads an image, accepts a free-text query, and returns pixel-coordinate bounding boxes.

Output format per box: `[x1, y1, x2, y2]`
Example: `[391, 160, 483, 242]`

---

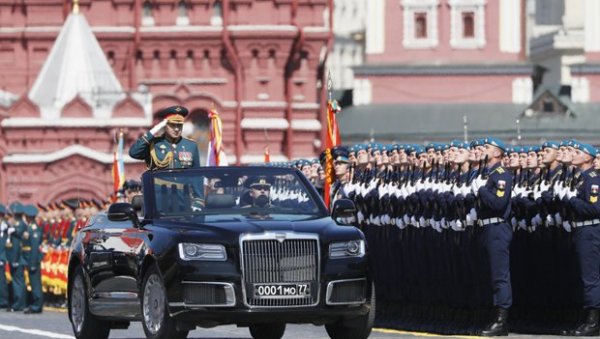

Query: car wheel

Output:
[68, 266, 110, 339]
[325, 281, 376, 339]
[141, 265, 189, 339]
[249, 323, 286, 339]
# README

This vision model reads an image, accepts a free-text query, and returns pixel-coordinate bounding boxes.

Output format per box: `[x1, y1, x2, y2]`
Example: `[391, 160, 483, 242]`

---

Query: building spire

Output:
[72, 0, 79, 14]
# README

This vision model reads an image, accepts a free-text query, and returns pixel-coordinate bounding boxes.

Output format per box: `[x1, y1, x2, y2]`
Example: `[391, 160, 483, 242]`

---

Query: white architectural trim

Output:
[241, 101, 287, 108]
[241, 154, 289, 164]
[585, 0, 600, 52]
[572, 77, 590, 103]
[292, 102, 320, 109]
[499, 0, 521, 53]
[2, 144, 140, 164]
[448, 0, 486, 49]
[366, 0, 385, 54]
[228, 25, 297, 32]
[1, 117, 151, 128]
[240, 118, 289, 130]
[401, 0, 439, 49]
[512, 77, 533, 104]
[291, 119, 322, 131]
[353, 78, 372, 105]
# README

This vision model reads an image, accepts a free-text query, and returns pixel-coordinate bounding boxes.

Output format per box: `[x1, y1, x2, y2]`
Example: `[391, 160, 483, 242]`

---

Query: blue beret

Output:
[573, 141, 597, 157]
[527, 145, 540, 153]
[414, 145, 426, 155]
[355, 144, 366, 152]
[483, 137, 506, 152]
[426, 143, 436, 150]
[542, 141, 560, 150]
[348, 145, 356, 153]
[332, 146, 350, 163]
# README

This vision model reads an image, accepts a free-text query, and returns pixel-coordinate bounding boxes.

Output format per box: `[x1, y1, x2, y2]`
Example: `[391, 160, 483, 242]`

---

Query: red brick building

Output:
[0, 0, 331, 204]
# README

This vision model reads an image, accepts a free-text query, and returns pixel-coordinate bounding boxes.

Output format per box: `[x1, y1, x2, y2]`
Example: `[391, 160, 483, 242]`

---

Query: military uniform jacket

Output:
[477, 163, 513, 220]
[0, 218, 7, 263]
[7, 219, 27, 265]
[27, 221, 44, 268]
[130, 131, 201, 170]
[569, 167, 600, 221]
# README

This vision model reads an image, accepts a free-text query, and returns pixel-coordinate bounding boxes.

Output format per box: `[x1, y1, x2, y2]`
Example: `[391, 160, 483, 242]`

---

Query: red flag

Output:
[111, 152, 120, 192]
[323, 100, 342, 209]
[264, 145, 270, 163]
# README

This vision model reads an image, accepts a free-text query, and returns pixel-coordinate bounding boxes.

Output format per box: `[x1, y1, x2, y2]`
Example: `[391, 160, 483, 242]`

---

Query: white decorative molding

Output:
[499, 0, 521, 53]
[401, 0, 439, 49]
[241, 101, 287, 108]
[2, 144, 140, 164]
[366, 0, 385, 54]
[572, 77, 590, 103]
[257, 93, 270, 100]
[448, 0, 486, 49]
[512, 77, 533, 104]
[585, 0, 600, 52]
[353, 78, 372, 105]
[240, 118, 289, 130]
[291, 102, 320, 109]
[291, 119, 322, 131]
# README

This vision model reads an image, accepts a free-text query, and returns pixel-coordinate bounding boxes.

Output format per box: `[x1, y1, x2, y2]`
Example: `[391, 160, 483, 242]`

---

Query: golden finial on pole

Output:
[72, 0, 80, 14]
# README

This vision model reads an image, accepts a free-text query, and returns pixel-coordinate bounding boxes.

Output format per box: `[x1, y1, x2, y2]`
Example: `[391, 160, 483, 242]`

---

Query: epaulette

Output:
[497, 167, 505, 174]
[591, 171, 598, 178]
[183, 137, 198, 143]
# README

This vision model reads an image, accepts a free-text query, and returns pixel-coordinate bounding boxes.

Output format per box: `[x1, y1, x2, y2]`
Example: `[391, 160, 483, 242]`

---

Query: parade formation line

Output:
[374, 327, 485, 339]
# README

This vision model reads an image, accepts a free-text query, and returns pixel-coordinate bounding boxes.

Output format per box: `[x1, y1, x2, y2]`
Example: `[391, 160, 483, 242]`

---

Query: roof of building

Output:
[353, 63, 539, 76]
[27, 10, 125, 119]
[338, 102, 600, 144]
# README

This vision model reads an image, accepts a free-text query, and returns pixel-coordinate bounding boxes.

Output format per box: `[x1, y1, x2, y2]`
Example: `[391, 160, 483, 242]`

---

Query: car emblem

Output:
[275, 233, 286, 243]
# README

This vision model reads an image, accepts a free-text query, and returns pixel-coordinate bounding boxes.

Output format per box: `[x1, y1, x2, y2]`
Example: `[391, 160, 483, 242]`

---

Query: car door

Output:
[82, 214, 142, 319]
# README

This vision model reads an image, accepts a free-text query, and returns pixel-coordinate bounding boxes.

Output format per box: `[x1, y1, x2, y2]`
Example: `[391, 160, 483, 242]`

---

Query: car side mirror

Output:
[108, 203, 140, 228]
[331, 199, 357, 225]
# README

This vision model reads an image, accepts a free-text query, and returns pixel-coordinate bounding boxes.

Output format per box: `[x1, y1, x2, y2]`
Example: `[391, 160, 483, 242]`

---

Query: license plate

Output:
[253, 283, 310, 298]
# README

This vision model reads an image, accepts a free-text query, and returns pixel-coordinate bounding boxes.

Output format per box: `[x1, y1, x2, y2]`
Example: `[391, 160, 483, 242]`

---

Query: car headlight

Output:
[178, 243, 227, 261]
[329, 240, 365, 259]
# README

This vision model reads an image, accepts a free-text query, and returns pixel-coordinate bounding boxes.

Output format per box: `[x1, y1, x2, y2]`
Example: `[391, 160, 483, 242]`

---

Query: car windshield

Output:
[151, 167, 326, 222]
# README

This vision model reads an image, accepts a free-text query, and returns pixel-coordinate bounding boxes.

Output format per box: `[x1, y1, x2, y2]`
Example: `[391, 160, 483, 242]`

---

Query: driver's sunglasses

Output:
[251, 185, 270, 191]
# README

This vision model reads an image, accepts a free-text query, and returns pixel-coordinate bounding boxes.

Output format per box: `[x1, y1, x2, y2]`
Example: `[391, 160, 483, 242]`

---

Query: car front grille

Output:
[240, 233, 320, 308]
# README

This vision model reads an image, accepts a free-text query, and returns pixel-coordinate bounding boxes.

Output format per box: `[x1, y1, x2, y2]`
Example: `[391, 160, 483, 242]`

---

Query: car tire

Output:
[325, 281, 376, 339]
[68, 266, 110, 339]
[249, 323, 286, 339]
[141, 265, 189, 339]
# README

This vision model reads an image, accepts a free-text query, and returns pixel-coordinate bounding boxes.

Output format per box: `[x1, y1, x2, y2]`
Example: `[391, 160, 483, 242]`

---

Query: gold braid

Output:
[149, 142, 173, 170]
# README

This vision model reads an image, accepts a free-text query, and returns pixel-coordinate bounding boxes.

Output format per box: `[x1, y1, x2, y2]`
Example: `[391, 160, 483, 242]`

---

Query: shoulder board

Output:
[492, 166, 505, 174]
[591, 171, 598, 178]
[183, 137, 198, 143]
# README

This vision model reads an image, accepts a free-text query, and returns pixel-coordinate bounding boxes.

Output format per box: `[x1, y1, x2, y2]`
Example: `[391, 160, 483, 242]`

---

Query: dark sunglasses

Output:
[251, 185, 271, 191]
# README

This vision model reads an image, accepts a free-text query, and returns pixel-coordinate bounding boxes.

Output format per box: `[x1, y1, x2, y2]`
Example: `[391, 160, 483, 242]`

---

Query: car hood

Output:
[153, 217, 363, 245]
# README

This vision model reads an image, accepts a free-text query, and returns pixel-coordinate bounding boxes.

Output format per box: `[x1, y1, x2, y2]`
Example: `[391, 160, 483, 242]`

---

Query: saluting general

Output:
[129, 105, 201, 170]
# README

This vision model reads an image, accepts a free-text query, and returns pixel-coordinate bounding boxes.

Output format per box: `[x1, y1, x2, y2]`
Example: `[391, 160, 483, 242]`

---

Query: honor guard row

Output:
[272, 137, 600, 336]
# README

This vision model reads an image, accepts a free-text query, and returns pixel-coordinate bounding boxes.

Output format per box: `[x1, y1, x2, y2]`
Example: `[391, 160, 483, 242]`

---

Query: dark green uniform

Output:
[7, 217, 27, 311]
[129, 131, 200, 170]
[25, 220, 43, 313]
[0, 215, 8, 308]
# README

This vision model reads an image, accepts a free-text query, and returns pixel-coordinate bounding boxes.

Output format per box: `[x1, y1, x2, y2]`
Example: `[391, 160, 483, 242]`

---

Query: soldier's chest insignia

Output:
[158, 144, 167, 149]
[178, 151, 191, 162]
[496, 180, 506, 197]
[33, 234, 38, 239]
[591, 185, 599, 203]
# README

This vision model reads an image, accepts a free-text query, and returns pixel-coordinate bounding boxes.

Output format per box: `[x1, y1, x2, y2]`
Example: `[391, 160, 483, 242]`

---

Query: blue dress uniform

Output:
[0, 205, 8, 308]
[129, 105, 201, 170]
[476, 138, 513, 337]
[7, 203, 27, 311]
[24, 205, 43, 313]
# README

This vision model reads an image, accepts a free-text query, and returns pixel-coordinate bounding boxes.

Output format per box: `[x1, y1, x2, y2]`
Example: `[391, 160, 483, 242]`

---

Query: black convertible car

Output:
[67, 167, 374, 339]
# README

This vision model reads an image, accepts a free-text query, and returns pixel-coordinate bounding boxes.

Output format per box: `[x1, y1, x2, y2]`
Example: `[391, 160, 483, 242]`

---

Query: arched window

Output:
[176, 0, 190, 26]
[212, 0, 223, 26]
[142, 1, 155, 26]
[462, 12, 474, 38]
[415, 13, 427, 39]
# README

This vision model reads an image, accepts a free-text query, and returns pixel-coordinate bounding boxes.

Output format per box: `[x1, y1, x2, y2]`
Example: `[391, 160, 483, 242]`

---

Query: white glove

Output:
[518, 220, 527, 231]
[455, 220, 465, 231]
[546, 214, 555, 226]
[7, 226, 15, 235]
[150, 119, 168, 136]
[468, 208, 478, 221]
[566, 189, 577, 199]
[563, 221, 572, 233]
[0, 221, 7, 232]
[539, 181, 550, 192]
[555, 212, 563, 225]
[533, 189, 542, 200]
